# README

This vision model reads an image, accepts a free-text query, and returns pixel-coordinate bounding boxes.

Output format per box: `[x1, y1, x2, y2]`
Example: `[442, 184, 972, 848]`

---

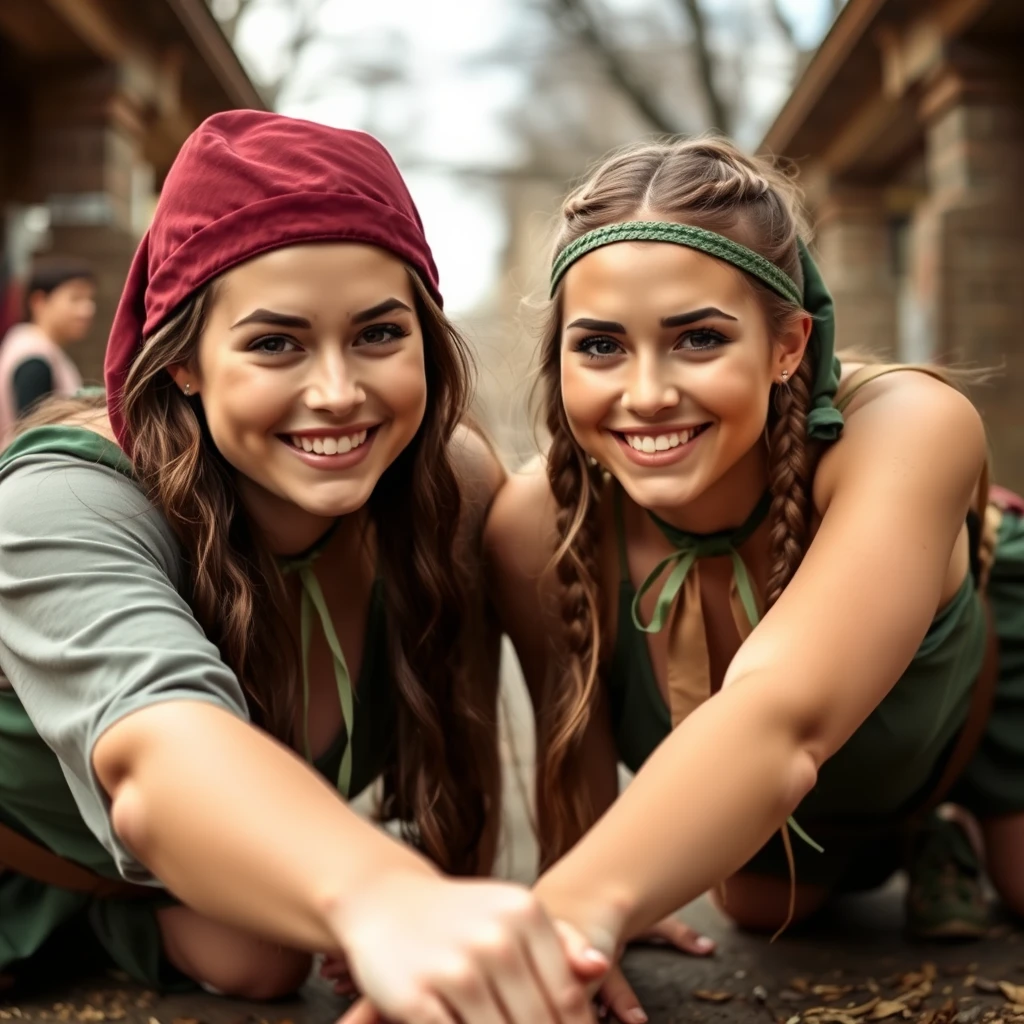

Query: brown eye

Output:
[248, 335, 298, 354]
[574, 336, 622, 358]
[357, 323, 407, 346]
[677, 329, 727, 352]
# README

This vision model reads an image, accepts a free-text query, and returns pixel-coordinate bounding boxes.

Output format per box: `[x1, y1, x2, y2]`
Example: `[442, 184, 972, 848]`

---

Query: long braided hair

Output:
[536, 137, 824, 867]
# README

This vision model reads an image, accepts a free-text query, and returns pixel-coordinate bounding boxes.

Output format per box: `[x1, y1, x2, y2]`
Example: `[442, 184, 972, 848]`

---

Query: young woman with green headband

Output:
[486, 137, 1024, 1014]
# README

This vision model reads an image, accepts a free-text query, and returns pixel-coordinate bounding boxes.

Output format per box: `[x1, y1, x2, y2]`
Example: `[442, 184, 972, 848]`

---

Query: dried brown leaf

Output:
[841, 998, 880, 1017]
[871, 1000, 909, 1020]
[693, 990, 735, 1003]
[1000, 985, 1024, 1005]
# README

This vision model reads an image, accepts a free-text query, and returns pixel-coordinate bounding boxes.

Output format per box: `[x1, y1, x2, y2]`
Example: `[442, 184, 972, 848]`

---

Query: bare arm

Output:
[533, 375, 987, 952]
[94, 702, 435, 952]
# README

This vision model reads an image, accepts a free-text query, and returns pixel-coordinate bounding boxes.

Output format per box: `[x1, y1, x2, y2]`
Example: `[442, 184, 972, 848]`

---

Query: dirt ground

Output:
[4, 882, 1023, 1024]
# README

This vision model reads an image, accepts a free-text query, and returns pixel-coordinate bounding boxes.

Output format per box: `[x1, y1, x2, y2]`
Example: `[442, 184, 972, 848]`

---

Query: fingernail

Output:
[583, 947, 610, 967]
[628, 1010, 648, 1023]
[696, 936, 715, 952]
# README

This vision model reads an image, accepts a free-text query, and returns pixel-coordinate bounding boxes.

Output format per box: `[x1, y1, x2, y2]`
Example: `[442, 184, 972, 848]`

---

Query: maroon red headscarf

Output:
[104, 110, 441, 451]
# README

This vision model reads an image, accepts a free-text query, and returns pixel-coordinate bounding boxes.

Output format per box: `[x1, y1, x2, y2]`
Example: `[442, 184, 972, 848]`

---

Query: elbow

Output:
[108, 779, 154, 862]
[785, 745, 819, 811]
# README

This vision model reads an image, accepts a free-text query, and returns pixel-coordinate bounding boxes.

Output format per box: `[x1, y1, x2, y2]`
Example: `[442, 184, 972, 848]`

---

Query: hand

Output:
[328, 872, 610, 1024]
[595, 916, 715, 1023]
[320, 953, 358, 997]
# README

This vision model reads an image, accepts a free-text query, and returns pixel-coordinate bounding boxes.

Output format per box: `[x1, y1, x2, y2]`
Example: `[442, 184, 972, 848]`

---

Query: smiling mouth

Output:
[283, 426, 376, 455]
[616, 423, 711, 453]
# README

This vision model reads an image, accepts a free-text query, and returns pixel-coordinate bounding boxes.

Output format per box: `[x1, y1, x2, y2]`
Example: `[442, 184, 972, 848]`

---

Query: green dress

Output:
[0, 426, 395, 987]
[606, 481, 1024, 890]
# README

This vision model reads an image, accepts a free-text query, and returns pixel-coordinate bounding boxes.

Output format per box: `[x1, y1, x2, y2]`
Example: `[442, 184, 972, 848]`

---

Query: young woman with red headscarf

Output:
[0, 111, 607, 1023]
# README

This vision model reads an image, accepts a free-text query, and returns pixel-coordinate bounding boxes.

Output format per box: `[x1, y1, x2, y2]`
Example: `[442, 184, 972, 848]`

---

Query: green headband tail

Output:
[550, 221, 843, 442]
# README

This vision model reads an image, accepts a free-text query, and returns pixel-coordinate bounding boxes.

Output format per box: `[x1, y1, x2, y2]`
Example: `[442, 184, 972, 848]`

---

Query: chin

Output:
[292, 485, 375, 520]
[617, 474, 708, 513]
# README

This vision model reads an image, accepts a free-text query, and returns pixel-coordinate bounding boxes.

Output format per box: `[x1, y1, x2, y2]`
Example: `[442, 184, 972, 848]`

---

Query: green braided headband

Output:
[549, 221, 844, 442]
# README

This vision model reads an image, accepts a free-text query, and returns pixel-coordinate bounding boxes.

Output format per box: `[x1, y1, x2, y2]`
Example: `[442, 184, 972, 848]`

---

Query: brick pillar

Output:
[813, 188, 899, 358]
[913, 68, 1024, 491]
[29, 67, 149, 383]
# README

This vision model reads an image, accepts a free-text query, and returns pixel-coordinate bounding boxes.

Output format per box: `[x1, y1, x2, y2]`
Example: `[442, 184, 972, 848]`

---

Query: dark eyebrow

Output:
[566, 317, 625, 333]
[232, 308, 312, 330]
[352, 298, 413, 325]
[661, 307, 738, 327]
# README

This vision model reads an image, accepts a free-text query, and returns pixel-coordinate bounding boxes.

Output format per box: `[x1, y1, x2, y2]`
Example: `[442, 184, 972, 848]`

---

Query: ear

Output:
[166, 364, 200, 397]
[773, 312, 812, 382]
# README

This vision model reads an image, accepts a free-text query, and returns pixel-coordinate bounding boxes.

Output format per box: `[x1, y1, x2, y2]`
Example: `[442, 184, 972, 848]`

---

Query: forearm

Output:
[536, 679, 817, 950]
[95, 702, 436, 953]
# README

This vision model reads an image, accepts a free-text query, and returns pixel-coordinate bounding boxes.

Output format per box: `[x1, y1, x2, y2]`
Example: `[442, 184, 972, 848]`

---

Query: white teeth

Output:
[625, 428, 700, 452]
[289, 429, 371, 455]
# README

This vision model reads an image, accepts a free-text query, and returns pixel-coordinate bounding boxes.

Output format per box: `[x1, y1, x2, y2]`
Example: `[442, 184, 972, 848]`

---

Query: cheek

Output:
[561, 360, 613, 436]
[203, 364, 287, 444]
[378, 346, 428, 427]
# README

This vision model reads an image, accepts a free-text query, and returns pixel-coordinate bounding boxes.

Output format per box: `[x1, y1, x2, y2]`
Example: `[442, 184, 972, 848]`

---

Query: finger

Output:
[322, 960, 352, 979]
[337, 993, 457, 1024]
[484, 937, 556, 1024]
[648, 919, 715, 957]
[521, 914, 598, 1023]
[437, 968, 508, 1024]
[335, 998, 380, 1024]
[598, 967, 647, 1024]
[554, 920, 611, 983]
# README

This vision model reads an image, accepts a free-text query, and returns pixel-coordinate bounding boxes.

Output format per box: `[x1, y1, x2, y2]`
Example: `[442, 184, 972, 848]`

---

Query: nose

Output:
[621, 351, 680, 417]
[304, 349, 366, 415]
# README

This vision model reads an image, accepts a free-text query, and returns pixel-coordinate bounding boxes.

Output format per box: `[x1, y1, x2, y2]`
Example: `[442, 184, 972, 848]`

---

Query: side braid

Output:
[537, 421, 604, 868]
[765, 353, 816, 609]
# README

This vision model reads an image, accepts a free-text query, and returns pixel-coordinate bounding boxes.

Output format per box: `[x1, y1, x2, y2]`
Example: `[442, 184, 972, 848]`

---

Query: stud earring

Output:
[780, 369, 789, 384]
[183, 383, 191, 396]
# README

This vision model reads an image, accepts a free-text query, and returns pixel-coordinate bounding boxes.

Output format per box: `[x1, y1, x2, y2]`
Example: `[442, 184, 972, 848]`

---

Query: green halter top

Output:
[607, 379, 987, 828]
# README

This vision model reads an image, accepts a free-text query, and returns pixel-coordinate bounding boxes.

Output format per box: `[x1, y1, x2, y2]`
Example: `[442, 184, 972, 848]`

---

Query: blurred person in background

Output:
[0, 258, 95, 438]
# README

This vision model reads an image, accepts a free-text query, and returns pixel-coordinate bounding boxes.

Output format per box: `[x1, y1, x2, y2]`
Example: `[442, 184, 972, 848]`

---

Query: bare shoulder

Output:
[484, 454, 559, 583]
[448, 422, 507, 515]
[816, 369, 986, 507]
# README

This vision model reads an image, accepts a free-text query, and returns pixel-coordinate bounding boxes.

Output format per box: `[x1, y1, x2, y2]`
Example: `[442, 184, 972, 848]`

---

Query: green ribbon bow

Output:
[632, 491, 823, 855]
[632, 491, 771, 637]
[280, 528, 354, 798]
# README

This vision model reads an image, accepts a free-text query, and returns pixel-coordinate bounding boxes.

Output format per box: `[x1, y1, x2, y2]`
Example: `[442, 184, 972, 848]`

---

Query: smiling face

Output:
[559, 240, 807, 525]
[178, 243, 427, 541]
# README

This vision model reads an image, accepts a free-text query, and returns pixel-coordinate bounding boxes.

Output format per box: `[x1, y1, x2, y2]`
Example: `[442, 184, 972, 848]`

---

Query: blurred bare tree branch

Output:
[766, 0, 798, 47]
[208, 0, 330, 108]
[550, 0, 682, 134]
[671, 0, 731, 132]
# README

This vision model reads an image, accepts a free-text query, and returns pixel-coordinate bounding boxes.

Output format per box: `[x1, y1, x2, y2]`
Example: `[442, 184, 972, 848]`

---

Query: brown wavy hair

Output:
[20, 268, 499, 876]
[536, 136, 824, 867]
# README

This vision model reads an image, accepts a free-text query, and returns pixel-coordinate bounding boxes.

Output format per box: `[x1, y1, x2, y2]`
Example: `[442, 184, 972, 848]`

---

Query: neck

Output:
[647, 440, 769, 536]
[32, 319, 64, 347]
[237, 476, 362, 557]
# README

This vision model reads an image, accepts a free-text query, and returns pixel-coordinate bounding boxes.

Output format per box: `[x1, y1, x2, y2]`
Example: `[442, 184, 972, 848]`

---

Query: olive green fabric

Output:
[0, 426, 395, 988]
[605, 503, 1020, 888]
